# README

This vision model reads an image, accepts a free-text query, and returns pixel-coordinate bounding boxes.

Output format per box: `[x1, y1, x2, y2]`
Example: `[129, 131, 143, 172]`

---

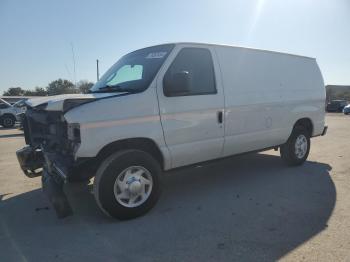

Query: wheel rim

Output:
[294, 134, 308, 159]
[3, 118, 13, 127]
[113, 166, 153, 208]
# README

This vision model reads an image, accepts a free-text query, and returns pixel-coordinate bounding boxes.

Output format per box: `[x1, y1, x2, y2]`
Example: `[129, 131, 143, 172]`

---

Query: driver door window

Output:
[163, 48, 216, 96]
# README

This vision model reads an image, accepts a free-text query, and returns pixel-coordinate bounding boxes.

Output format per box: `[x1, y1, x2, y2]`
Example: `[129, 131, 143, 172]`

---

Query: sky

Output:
[0, 0, 349, 93]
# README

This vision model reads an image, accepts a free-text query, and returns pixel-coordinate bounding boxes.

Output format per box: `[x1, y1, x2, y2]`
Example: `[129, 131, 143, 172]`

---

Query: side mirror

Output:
[164, 71, 190, 96]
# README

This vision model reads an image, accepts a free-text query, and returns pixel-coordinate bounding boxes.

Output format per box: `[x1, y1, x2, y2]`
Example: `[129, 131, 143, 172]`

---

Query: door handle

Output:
[217, 110, 223, 124]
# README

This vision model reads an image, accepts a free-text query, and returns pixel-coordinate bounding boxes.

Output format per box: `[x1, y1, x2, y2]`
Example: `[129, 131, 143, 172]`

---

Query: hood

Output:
[25, 93, 122, 111]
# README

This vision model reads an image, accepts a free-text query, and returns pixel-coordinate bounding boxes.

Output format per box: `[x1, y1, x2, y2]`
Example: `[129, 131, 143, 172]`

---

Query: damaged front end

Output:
[16, 101, 85, 218]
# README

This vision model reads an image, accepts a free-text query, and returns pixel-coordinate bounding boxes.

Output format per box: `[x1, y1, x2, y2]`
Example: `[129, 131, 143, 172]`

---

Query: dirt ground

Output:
[0, 114, 349, 262]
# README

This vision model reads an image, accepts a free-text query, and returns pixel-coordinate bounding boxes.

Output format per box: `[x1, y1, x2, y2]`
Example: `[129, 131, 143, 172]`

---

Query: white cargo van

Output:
[16, 43, 327, 219]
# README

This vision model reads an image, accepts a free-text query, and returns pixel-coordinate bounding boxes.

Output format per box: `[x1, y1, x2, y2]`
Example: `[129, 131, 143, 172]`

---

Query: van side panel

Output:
[215, 46, 325, 156]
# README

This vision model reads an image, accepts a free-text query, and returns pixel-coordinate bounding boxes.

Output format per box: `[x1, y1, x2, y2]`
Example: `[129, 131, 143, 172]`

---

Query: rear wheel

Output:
[93, 150, 162, 220]
[280, 126, 310, 166]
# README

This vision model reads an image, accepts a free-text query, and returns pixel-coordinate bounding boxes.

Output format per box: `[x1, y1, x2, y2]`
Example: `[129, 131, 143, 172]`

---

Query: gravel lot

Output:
[0, 114, 349, 262]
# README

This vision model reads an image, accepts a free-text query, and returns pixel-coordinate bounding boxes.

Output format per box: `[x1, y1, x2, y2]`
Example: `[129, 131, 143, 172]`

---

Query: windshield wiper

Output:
[89, 85, 136, 94]
[99, 84, 123, 91]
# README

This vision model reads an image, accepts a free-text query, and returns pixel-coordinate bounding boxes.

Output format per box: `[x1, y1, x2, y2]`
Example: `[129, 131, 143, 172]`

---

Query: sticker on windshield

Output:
[145, 52, 167, 59]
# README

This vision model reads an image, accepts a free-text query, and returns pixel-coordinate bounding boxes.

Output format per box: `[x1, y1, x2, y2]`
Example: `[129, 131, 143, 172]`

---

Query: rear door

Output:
[156, 45, 225, 168]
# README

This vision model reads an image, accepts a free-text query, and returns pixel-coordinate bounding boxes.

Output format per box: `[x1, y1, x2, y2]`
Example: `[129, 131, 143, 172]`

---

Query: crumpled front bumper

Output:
[16, 146, 73, 218]
[41, 169, 73, 218]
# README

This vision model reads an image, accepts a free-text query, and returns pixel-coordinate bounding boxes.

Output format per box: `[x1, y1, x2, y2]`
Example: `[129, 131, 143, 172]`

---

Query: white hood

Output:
[26, 93, 118, 111]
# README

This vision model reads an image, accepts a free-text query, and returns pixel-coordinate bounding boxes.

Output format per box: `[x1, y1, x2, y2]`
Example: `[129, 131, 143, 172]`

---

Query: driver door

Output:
[156, 45, 225, 168]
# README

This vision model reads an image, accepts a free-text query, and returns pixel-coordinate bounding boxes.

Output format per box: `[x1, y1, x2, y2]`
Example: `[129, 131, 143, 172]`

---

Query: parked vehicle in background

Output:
[12, 99, 28, 129]
[0, 98, 20, 128]
[13, 98, 28, 110]
[326, 100, 348, 112]
[16, 43, 327, 220]
[343, 104, 350, 115]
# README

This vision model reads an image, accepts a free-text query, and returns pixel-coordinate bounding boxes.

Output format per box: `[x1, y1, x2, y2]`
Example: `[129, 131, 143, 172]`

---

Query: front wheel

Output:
[280, 127, 310, 166]
[93, 150, 162, 220]
[1, 115, 16, 128]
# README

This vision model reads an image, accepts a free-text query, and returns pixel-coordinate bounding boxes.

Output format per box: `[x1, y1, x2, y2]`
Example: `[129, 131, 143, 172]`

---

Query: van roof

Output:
[158, 42, 315, 60]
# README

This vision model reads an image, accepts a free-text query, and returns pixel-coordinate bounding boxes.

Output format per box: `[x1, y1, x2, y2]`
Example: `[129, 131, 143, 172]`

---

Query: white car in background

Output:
[0, 98, 21, 128]
[343, 104, 350, 115]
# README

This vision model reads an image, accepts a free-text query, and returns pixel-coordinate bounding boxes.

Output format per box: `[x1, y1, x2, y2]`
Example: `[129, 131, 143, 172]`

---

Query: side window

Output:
[163, 48, 216, 97]
[0, 102, 9, 109]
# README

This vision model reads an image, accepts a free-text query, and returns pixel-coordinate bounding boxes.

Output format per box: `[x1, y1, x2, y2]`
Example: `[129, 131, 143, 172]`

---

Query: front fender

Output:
[64, 88, 172, 170]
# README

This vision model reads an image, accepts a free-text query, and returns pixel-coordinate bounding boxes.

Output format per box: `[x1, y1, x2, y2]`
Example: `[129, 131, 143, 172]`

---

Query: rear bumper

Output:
[16, 146, 73, 218]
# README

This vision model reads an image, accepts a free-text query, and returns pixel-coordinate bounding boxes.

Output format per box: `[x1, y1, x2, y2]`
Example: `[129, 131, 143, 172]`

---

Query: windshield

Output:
[90, 44, 174, 93]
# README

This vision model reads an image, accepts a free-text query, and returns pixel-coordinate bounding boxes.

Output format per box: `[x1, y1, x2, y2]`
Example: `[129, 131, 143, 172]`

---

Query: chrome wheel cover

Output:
[295, 134, 308, 159]
[113, 166, 153, 208]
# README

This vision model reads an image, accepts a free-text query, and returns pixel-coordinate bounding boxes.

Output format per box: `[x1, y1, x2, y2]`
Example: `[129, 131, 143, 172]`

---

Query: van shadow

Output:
[0, 153, 335, 262]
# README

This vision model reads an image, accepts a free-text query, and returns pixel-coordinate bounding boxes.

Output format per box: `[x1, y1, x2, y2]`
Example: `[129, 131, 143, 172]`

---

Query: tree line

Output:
[2, 79, 94, 96]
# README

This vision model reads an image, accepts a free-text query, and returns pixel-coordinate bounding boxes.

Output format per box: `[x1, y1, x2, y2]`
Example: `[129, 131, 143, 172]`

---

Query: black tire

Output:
[1, 115, 16, 128]
[280, 126, 310, 166]
[94, 150, 162, 220]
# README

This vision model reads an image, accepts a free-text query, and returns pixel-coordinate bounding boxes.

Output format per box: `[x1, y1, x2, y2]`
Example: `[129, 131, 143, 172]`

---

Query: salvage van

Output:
[16, 43, 327, 219]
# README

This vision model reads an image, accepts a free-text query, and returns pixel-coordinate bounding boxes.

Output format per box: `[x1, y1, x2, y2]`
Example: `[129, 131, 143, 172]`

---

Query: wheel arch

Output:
[293, 118, 314, 137]
[96, 137, 165, 170]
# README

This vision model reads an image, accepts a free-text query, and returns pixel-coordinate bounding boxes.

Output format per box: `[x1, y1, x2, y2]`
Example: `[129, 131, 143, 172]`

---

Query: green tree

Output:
[23, 87, 48, 96]
[3, 87, 25, 96]
[46, 79, 77, 96]
[77, 80, 94, 94]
